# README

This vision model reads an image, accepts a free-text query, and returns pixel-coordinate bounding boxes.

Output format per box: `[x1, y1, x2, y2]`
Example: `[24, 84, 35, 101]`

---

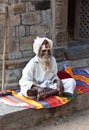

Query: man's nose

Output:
[45, 50, 49, 55]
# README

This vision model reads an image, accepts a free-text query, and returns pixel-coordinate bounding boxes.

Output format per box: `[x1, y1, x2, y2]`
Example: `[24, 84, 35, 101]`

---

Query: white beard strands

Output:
[38, 56, 52, 72]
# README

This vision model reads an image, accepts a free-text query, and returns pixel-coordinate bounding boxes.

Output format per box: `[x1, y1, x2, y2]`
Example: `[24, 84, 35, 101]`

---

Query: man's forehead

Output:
[41, 43, 50, 50]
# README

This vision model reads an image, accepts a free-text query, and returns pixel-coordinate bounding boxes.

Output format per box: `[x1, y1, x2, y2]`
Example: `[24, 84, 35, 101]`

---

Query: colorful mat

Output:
[0, 66, 89, 109]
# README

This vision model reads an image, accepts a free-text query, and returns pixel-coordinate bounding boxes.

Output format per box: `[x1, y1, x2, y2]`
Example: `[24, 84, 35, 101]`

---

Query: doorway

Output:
[68, 0, 75, 41]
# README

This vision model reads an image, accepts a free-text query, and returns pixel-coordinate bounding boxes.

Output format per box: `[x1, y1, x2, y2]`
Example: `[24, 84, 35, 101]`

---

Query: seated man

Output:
[19, 36, 76, 100]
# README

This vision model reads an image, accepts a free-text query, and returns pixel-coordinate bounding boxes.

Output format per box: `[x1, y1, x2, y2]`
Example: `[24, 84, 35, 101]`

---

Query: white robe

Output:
[19, 56, 76, 97]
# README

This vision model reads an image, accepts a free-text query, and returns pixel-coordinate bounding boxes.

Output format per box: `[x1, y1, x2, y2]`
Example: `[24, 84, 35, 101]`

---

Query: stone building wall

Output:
[0, 0, 52, 89]
[1, 0, 89, 90]
[0, 0, 51, 89]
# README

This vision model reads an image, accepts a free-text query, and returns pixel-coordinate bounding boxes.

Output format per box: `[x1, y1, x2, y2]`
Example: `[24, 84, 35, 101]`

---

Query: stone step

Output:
[0, 92, 89, 130]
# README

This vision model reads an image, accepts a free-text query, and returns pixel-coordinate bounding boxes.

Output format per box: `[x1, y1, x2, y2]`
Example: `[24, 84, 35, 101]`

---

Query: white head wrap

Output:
[33, 36, 53, 55]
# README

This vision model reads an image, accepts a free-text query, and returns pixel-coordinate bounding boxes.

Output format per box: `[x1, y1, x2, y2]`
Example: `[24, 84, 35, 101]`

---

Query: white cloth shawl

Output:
[33, 36, 53, 55]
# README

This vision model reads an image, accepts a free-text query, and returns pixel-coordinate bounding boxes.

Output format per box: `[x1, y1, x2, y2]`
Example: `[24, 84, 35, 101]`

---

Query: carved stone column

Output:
[51, 0, 68, 61]
[52, 0, 68, 46]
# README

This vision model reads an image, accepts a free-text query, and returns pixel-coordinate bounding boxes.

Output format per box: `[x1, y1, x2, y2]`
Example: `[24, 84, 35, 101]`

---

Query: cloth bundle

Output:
[36, 80, 57, 89]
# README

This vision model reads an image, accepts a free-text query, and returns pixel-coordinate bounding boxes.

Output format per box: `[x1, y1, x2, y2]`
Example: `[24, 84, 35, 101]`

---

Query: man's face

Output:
[38, 41, 52, 71]
[39, 43, 51, 58]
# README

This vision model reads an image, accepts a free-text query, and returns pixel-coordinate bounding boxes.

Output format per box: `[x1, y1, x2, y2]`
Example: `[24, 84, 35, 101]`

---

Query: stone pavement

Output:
[29, 108, 89, 130]
[0, 92, 89, 130]
[0, 103, 25, 116]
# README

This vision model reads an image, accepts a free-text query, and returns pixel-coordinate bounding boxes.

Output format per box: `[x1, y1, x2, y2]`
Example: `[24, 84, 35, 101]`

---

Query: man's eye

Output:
[42, 50, 50, 53]
[48, 50, 50, 53]
[42, 50, 46, 53]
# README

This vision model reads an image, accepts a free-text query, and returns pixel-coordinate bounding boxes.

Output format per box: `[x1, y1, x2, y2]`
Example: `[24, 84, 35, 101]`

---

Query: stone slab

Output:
[0, 92, 89, 130]
[65, 45, 89, 60]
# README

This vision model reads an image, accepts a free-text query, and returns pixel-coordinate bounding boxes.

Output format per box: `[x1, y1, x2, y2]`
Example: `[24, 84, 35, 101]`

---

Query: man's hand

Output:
[54, 79, 64, 96]
[36, 87, 45, 100]
[32, 85, 45, 100]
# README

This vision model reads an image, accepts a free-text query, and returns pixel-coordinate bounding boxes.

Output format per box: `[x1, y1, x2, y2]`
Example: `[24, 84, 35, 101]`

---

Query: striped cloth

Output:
[0, 89, 75, 109]
[0, 66, 89, 109]
[64, 66, 89, 94]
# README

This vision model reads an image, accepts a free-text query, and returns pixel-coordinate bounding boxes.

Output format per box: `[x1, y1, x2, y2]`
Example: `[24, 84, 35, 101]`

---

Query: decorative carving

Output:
[56, 0, 64, 4]
[56, 31, 67, 42]
[78, 0, 89, 39]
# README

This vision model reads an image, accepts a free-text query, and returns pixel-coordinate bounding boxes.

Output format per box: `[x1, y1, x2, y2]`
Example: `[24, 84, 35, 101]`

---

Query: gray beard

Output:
[38, 56, 52, 72]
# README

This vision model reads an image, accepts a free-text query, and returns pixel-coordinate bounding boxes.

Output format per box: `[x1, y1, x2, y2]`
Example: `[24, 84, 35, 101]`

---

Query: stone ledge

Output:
[0, 92, 89, 130]
[64, 44, 89, 60]
[0, 58, 30, 70]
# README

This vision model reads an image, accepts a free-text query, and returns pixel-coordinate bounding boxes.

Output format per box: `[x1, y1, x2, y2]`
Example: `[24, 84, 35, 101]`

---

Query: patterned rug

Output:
[0, 66, 89, 109]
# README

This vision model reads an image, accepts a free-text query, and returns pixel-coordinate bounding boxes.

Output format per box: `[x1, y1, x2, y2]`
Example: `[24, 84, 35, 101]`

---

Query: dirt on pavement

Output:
[28, 108, 89, 130]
